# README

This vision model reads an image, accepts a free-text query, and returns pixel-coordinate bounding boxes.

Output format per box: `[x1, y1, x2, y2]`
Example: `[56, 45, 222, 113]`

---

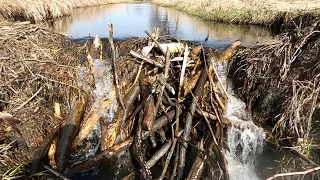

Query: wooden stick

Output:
[109, 23, 126, 112]
[266, 166, 320, 180]
[145, 141, 172, 169]
[155, 47, 171, 113]
[178, 66, 207, 179]
[15, 87, 42, 111]
[44, 165, 70, 180]
[144, 30, 166, 55]
[130, 50, 164, 68]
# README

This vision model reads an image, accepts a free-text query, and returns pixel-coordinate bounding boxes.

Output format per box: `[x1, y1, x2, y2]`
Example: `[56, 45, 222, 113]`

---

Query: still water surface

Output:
[49, 3, 276, 48]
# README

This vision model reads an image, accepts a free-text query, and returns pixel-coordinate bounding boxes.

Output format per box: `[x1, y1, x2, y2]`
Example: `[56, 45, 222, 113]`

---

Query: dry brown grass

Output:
[0, 0, 133, 22]
[154, 0, 320, 25]
[230, 20, 320, 158]
[0, 21, 86, 177]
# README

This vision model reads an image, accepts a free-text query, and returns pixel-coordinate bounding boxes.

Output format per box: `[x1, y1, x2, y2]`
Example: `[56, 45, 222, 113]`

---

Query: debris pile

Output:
[30, 25, 241, 179]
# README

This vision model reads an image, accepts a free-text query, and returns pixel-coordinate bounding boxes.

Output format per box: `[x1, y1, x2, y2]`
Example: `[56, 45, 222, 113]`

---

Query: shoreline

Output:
[152, 0, 320, 30]
[0, 0, 319, 28]
[0, 0, 134, 23]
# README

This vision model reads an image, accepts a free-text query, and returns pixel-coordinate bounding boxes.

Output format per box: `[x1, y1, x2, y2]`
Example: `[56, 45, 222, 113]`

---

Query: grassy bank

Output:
[153, 0, 320, 27]
[0, 0, 133, 22]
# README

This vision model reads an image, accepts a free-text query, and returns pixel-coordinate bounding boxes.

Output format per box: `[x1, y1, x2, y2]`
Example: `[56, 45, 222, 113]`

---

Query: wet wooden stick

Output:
[142, 109, 181, 140]
[171, 144, 180, 180]
[31, 126, 61, 174]
[145, 140, 172, 169]
[208, 63, 226, 112]
[73, 100, 111, 147]
[211, 60, 230, 101]
[195, 96, 230, 179]
[71, 138, 133, 172]
[101, 83, 140, 149]
[109, 23, 126, 113]
[134, 111, 152, 179]
[177, 67, 208, 179]
[186, 148, 207, 180]
[44, 165, 70, 180]
[56, 96, 88, 172]
[159, 131, 183, 180]
[155, 47, 171, 113]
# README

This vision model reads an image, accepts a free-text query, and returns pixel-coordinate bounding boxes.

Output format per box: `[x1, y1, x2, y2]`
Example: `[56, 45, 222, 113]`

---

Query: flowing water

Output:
[51, 3, 282, 179]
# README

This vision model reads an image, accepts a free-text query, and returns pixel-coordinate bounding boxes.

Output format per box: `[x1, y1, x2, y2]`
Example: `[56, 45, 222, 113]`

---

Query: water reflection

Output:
[48, 3, 276, 48]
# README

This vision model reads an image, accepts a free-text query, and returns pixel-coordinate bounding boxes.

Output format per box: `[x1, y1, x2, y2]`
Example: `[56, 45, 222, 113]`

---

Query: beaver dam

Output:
[0, 17, 320, 180]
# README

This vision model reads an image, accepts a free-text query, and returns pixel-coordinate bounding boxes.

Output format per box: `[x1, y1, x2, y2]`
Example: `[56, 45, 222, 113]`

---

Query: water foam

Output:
[225, 91, 266, 180]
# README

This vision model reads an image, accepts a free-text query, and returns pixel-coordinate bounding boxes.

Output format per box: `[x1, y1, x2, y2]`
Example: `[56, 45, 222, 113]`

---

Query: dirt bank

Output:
[153, 0, 320, 31]
[0, 0, 133, 23]
[0, 21, 86, 178]
[229, 19, 320, 172]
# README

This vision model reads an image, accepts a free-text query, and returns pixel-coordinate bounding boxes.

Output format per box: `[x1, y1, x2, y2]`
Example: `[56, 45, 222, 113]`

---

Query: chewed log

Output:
[56, 96, 87, 172]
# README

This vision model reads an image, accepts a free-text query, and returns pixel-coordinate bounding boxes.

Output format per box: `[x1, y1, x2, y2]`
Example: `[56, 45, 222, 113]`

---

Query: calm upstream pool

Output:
[48, 3, 276, 48]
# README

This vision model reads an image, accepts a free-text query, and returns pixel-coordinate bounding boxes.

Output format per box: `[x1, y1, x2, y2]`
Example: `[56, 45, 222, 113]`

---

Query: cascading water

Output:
[216, 62, 266, 180]
[225, 94, 266, 180]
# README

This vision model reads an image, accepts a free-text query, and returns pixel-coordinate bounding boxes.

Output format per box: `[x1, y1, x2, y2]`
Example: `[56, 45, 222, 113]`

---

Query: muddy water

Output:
[48, 3, 276, 48]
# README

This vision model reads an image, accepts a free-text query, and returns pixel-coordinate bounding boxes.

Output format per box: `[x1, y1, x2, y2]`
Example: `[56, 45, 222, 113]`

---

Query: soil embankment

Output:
[0, 21, 86, 178]
[229, 20, 320, 175]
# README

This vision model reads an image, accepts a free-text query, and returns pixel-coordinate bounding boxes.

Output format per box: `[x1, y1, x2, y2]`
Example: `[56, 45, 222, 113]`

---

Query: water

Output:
[213, 61, 266, 180]
[48, 3, 276, 48]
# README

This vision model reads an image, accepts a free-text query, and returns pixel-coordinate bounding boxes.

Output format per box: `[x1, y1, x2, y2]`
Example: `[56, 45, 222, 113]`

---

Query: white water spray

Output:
[216, 63, 266, 180]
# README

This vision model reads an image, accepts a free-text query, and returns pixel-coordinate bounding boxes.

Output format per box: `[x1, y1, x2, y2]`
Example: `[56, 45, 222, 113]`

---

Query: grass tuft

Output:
[153, 0, 320, 26]
[0, 0, 134, 22]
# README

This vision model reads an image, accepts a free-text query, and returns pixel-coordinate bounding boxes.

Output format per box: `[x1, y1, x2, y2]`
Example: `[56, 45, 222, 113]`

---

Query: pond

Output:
[48, 3, 276, 48]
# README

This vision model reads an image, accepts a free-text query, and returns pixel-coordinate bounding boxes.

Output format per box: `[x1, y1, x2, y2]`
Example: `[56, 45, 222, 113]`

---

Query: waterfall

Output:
[224, 84, 266, 180]
[215, 62, 266, 180]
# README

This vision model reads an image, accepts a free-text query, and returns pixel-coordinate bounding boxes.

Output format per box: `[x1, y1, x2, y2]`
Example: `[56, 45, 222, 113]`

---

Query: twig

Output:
[266, 166, 320, 180]
[195, 108, 217, 121]
[145, 141, 172, 169]
[212, 62, 230, 101]
[35, 74, 80, 90]
[144, 30, 166, 55]
[155, 47, 171, 113]
[178, 66, 207, 178]
[109, 23, 126, 113]
[134, 111, 152, 179]
[15, 87, 43, 111]
[44, 165, 70, 180]
[193, 93, 229, 180]
[130, 50, 164, 68]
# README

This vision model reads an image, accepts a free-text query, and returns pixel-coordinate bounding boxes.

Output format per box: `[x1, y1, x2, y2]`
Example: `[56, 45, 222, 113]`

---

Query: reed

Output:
[0, 0, 133, 22]
[153, 0, 320, 26]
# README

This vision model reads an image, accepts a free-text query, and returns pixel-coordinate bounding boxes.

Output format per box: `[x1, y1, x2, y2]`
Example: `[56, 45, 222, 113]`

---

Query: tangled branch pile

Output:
[230, 21, 320, 157]
[0, 21, 84, 177]
[27, 25, 241, 179]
